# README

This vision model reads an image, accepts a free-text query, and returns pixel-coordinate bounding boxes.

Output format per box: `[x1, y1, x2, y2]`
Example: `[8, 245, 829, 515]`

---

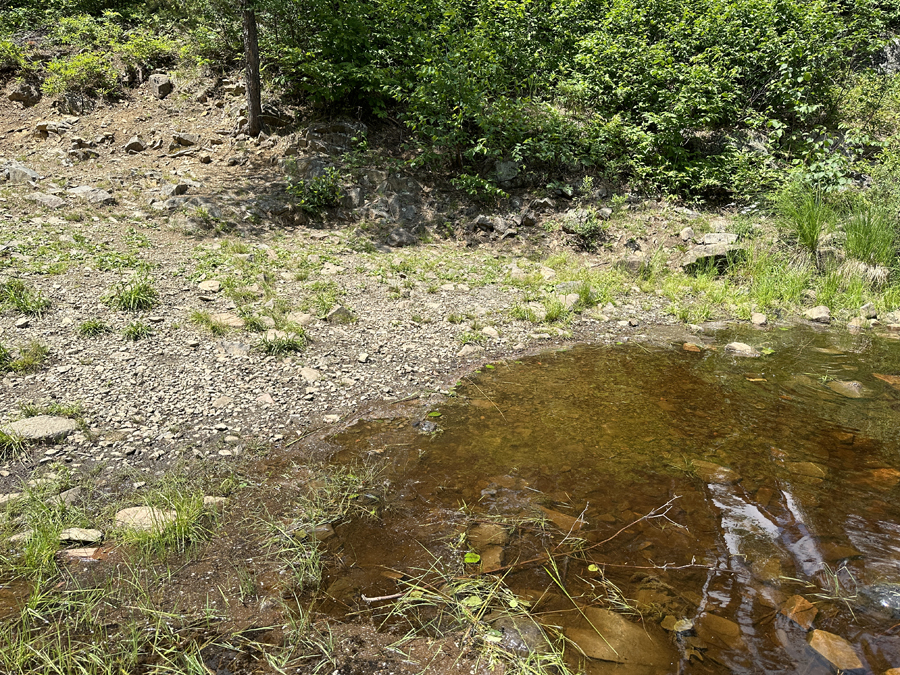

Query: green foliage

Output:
[0, 39, 27, 71]
[257, 331, 307, 355]
[7, 341, 50, 373]
[122, 320, 152, 341]
[286, 166, 343, 214]
[77, 318, 112, 336]
[43, 51, 120, 97]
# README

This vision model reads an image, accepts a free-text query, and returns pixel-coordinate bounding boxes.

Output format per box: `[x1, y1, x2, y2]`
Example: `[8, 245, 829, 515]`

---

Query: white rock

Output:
[3, 415, 78, 441]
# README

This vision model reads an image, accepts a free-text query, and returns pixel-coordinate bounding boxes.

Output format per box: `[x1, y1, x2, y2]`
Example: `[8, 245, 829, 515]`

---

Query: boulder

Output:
[699, 232, 738, 245]
[827, 380, 868, 399]
[681, 243, 745, 271]
[8, 81, 41, 106]
[25, 192, 65, 209]
[387, 227, 417, 247]
[172, 131, 200, 147]
[124, 136, 147, 153]
[751, 312, 767, 326]
[148, 74, 173, 99]
[59, 528, 102, 544]
[4, 162, 39, 183]
[325, 305, 354, 324]
[67, 186, 114, 205]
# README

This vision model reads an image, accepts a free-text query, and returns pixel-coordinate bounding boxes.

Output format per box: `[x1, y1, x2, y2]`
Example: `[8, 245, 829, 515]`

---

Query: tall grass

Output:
[777, 183, 834, 254]
[844, 203, 898, 267]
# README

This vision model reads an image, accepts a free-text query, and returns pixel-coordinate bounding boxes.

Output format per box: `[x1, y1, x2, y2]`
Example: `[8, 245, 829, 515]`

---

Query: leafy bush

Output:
[0, 40, 27, 72]
[287, 166, 343, 214]
[43, 51, 120, 97]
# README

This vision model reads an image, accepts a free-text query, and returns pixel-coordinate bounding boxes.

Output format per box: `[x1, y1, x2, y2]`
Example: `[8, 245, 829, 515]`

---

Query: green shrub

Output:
[43, 52, 120, 97]
[0, 39, 27, 71]
[1, 279, 51, 316]
[122, 320, 152, 341]
[286, 166, 343, 214]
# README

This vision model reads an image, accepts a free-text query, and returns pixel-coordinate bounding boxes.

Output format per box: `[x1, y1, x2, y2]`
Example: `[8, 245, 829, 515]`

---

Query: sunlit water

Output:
[326, 326, 900, 673]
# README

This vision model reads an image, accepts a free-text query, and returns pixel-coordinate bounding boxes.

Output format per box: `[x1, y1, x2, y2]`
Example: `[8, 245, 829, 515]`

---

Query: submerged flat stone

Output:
[780, 595, 818, 630]
[2, 415, 78, 442]
[807, 630, 862, 671]
[564, 606, 675, 667]
[724, 342, 760, 357]
[467, 522, 509, 549]
[827, 380, 869, 399]
[692, 460, 741, 484]
[787, 461, 827, 479]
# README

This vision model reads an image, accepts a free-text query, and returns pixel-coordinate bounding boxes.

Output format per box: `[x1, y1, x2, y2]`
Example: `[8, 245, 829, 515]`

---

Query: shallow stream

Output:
[327, 326, 900, 674]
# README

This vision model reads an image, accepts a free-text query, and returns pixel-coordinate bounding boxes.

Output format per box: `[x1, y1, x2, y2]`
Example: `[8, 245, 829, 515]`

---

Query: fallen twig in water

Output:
[361, 592, 405, 603]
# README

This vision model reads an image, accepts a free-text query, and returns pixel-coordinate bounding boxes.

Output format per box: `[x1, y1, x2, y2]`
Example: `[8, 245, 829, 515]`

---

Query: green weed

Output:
[122, 321, 152, 341]
[8, 341, 49, 373]
[105, 275, 157, 311]
[189, 310, 228, 336]
[844, 203, 898, 267]
[77, 319, 112, 336]
[256, 331, 307, 356]
[777, 182, 835, 254]
[1, 279, 51, 316]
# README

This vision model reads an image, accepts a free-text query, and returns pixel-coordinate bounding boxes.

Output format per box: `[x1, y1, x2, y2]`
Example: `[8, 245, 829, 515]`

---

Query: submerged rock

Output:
[491, 615, 551, 655]
[695, 612, 745, 650]
[860, 583, 900, 618]
[724, 342, 760, 357]
[807, 630, 863, 671]
[563, 606, 675, 667]
[692, 460, 741, 485]
[827, 380, 869, 399]
[779, 595, 817, 629]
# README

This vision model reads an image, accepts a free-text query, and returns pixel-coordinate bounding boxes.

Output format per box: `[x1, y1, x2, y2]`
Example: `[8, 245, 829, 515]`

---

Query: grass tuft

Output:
[1, 279, 51, 316]
[104, 275, 157, 311]
[122, 321, 152, 341]
[257, 331, 307, 356]
[77, 318, 112, 336]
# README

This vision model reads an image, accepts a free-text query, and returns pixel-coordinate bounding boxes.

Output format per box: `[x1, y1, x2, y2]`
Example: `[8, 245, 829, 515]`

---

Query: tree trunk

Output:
[242, 1, 262, 137]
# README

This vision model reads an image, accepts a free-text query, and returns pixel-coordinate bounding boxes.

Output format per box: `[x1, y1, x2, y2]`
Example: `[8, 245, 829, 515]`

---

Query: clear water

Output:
[328, 326, 900, 674]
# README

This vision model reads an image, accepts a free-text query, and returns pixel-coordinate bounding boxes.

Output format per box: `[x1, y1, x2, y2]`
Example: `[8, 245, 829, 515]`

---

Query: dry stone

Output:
[114, 506, 177, 533]
[803, 305, 831, 323]
[148, 74, 173, 99]
[3, 415, 78, 442]
[59, 528, 103, 544]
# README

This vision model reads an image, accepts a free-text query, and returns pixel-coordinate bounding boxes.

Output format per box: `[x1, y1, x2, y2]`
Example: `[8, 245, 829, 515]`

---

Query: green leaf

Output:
[428, 411, 442, 418]
[464, 551, 481, 564]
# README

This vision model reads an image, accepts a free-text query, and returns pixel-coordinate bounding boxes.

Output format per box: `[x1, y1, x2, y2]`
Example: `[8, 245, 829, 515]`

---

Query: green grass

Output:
[7, 341, 50, 373]
[77, 319, 112, 336]
[189, 310, 228, 336]
[0, 429, 27, 457]
[1, 279, 51, 316]
[18, 400, 83, 420]
[844, 203, 898, 267]
[122, 321, 152, 341]
[777, 183, 835, 255]
[104, 275, 157, 312]
[256, 331, 307, 356]
[115, 490, 211, 559]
